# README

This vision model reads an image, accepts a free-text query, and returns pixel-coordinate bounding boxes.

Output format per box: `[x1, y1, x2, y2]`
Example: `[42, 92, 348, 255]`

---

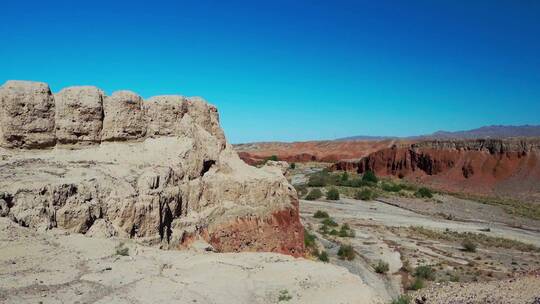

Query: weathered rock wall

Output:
[0, 80, 304, 256]
[331, 139, 540, 201]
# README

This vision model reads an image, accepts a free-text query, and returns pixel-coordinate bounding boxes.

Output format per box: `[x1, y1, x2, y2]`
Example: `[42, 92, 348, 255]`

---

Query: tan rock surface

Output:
[0, 218, 383, 304]
[0, 80, 56, 148]
[0, 80, 303, 256]
[54, 86, 104, 144]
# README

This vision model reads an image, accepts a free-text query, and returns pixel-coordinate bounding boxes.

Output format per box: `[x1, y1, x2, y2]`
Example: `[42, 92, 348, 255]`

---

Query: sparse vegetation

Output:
[408, 277, 425, 290]
[337, 244, 355, 260]
[266, 155, 279, 162]
[355, 188, 375, 201]
[362, 170, 378, 183]
[405, 226, 540, 252]
[374, 260, 389, 274]
[462, 239, 477, 252]
[338, 223, 355, 237]
[382, 182, 403, 192]
[391, 295, 411, 304]
[294, 184, 308, 197]
[415, 187, 433, 198]
[115, 243, 129, 256]
[414, 265, 436, 280]
[305, 188, 323, 200]
[340, 171, 349, 182]
[326, 187, 340, 200]
[321, 218, 338, 227]
[289, 162, 296, 169]
[313, 210, 329, 218]
[278, 289, 292, 302]
[304, 228, 316, 249]
[318, 250, 329, 262]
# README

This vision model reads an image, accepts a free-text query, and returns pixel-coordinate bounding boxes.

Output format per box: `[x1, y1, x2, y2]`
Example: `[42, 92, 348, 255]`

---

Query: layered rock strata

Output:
[0, 80, 304, 256]
[332, 139, 540, 200]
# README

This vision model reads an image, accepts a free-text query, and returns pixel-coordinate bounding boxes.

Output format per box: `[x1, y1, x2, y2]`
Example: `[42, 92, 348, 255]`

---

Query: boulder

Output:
[0, 80, 56, 148]
[54, 86, 104, 144]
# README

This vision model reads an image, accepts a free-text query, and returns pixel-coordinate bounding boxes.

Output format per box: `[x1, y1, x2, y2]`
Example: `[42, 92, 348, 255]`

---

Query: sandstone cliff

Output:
[0, 80, 304, 256]
[332, 139, 540, 201]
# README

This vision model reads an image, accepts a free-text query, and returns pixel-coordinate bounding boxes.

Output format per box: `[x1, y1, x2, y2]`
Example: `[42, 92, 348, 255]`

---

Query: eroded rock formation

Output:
[332, 139, 540, 200]
[0, 80, 304, 256]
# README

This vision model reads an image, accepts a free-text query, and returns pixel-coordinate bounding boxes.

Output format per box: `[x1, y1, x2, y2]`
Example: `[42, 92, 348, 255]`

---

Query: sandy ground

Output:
[0, 218, 383, 304]
[300, 197, 540, 303]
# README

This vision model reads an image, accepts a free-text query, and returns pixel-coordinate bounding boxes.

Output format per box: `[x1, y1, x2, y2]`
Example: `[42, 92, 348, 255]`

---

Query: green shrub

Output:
[318, 224, 329, 235]
[326, 187, 340, 200]
[374, 260, 389, 273]
[462, 239, 477, 252]
[318, 250, 329, 262]
[340, 172, 349, 182]
[355, 188, 375, 201]
[414, 265, 435, 280]
[408, 278, 425, 290]
[305, 188, 323, 200]
[415, 187, 433, 198]
[304, 229, 316, 248]
[391, 295, 411, 304]
[382, 182, 402, 192]
[362, 170, 378, 183]
[321, 218, 338, 227]
[313, 210, 329, 218]
[289, 162, 296, 169]
[337, 244, 355, 261]
[266, 155, 279, 162]
[278, 289, 292, 302]
[338, 223, 355, 237]
[329, 229, 339, 236]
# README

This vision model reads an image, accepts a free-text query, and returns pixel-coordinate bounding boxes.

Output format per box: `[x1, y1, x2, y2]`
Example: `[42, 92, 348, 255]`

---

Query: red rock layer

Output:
[207, 204, 305, 257]
[332, 139, 540, 201]
[235, 139, 407, 164]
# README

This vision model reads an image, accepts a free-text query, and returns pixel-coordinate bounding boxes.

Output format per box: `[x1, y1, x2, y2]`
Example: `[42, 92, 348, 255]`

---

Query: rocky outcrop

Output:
[0, 80, 304, 256]
[332, 139, 540, 200]
[0, 81, 56, 148]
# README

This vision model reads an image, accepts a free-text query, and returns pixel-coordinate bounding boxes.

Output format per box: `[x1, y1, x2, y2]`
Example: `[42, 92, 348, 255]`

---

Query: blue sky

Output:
[1, 0, 539, 143]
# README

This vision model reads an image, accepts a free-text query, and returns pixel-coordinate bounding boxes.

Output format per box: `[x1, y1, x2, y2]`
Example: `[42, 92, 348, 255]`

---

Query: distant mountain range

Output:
[336, 125, 540, 141]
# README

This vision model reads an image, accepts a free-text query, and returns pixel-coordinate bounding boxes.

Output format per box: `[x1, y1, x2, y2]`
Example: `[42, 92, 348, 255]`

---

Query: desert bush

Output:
[326, 187, 340, 200]
[266, 155, 279, 162]
[462, 239, 477, 252]
[340, 171, 349, 182]
[391, 295, 411, 304]
[305, 189, 323, 200]
[382, 182, 402, 192]
[329, 229, 339, 236]
[374, 260, 390, 274]
[115, 243, 129, 256]
[289, 162, 296, 169]
[304, 229, 316, 249]
[408, 278, 424, 290]
[318, 224, 329, 235]
[321, 218, 338, 227]
[278, 290, 292, 302]
[362, 170, 378, 183]
[401, 259, 413, 273]
[318, 250, 329, 262]
[414, 265, 435, 280]
[337, 244, 355, 261]
[339, 223, 355, 237]
[415, 187, 433, 198]
[294, 184, 308, 197]
[355, 188, 375, 201]
[313, 210, 329, 218]
[307, 174, 326, 187]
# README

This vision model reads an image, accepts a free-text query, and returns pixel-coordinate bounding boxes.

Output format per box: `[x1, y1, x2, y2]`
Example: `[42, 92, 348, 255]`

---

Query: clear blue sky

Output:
[1, 1, 539, 143]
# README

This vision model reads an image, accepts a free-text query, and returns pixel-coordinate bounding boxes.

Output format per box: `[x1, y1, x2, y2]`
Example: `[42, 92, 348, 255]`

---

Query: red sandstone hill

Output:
[235, 139, 407, 165]
[331, 138, 540, 201]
